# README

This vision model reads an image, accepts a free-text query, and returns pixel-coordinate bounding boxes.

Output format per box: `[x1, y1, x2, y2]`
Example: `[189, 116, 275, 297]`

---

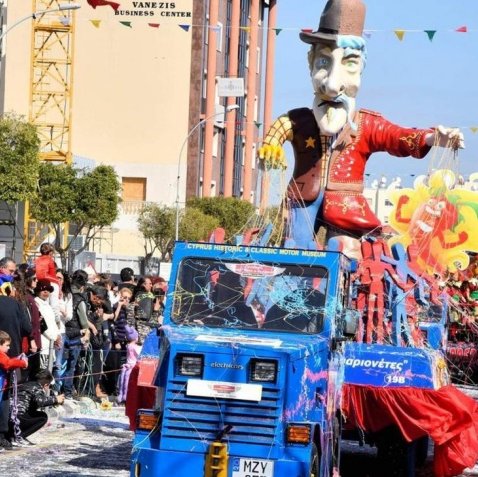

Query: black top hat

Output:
[300, 0, 366, 44]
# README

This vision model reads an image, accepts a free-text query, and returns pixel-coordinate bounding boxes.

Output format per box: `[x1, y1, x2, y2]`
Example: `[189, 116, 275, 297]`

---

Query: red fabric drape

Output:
[342, 384, 478, 477]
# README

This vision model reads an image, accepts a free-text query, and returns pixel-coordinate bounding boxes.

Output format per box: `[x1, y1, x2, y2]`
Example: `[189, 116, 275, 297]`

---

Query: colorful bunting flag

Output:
[470, 127, 478, 134]
[254, 121, 262, 129]
[240, 26, 251, 33]
[301, 28, 313, 33]
[363, 31, 372, 39]
[394, 30, 405, 41]
[455, 25, 467, 32]
[179, 24, 190, 32]
[120, 21, 132, 28]
[424, 30, 437, 41]
[273, 28, 282, 36]
[90, 19, 101, 28]
[148, 23, 160, 28]
[209, 25, 221, 32]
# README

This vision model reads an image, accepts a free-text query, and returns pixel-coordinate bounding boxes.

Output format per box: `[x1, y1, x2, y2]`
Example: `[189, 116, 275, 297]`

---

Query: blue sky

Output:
[270, 0, 478, 188]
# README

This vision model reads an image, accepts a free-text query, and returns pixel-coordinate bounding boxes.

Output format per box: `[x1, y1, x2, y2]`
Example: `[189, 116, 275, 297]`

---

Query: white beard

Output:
[312, 94, 356, 136]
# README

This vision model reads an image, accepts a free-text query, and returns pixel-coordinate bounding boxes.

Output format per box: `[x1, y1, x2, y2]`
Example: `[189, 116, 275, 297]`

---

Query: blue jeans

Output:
[53, 333, 66, 392]
[62, 336, 82, 396]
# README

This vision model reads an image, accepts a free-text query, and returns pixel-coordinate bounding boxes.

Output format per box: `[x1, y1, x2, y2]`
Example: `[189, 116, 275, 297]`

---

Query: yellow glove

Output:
[258, 144, 287, 170]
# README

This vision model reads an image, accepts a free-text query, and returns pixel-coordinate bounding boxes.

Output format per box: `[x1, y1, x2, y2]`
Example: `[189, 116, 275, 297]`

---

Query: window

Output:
[122, 177, 146, 201]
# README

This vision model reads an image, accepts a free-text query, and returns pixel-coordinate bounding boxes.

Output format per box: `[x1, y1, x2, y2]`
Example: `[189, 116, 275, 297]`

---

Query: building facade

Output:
[0, 0, 276, 261]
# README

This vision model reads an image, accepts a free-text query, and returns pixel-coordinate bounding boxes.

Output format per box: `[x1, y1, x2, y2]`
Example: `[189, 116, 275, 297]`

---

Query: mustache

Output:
[315, 94, 357, 130]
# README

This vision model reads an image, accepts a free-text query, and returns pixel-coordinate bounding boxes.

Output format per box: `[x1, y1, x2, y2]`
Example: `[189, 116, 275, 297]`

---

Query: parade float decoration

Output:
[128, 1, 478, 476]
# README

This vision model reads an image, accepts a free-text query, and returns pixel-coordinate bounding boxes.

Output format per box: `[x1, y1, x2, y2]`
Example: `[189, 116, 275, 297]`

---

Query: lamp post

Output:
[175, 104, 240, 241]
[0, 3, 81, 43]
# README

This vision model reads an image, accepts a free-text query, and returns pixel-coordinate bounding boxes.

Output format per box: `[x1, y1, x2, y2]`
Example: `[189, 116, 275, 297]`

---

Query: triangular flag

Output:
[363, 31, 372, 39]
[120, 21, 132, 28]
[424, 30, 436, 41]
[455, 25, 467, 32]
[240, 26, 251, 33]
[394, 30, 405, 41]
[90, 19, 101, 28]
[470, 127, 478, 134]
[301, 28, 313, 33]
[273, 28, 282, 36]
[148, 23, 160, 28]
[209, 25, 221, 32]
[254, 121, 262, 129]
[179, 24, 190, 32]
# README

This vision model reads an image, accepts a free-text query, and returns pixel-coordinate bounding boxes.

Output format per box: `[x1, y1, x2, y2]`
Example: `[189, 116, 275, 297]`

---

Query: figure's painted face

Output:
[311, 44, 363, 135]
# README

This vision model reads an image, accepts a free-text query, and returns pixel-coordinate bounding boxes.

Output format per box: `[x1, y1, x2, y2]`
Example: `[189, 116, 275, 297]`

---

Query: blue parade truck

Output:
[130, 241, 359, 477]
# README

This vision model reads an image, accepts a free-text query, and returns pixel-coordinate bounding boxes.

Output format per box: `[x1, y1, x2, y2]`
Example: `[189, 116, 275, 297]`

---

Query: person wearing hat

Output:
[34, 279, 61, 371]
[259, 0, 464, 252]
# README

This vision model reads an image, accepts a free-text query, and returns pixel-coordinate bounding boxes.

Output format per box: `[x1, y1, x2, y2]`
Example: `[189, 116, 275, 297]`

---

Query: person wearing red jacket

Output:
[0, 330, 28, 451]
[34, 243, 60, 288]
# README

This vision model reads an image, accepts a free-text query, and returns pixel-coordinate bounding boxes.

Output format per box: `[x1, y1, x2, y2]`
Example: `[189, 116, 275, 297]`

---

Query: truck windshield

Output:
[172, 258, 328, 333]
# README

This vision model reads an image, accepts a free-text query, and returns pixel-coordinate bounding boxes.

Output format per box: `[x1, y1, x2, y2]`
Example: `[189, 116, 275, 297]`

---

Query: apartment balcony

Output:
[120, 200, 153, 215]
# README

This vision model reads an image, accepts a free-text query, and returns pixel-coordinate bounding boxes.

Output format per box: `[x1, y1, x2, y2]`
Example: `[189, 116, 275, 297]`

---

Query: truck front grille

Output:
[161, 379, 281, 447]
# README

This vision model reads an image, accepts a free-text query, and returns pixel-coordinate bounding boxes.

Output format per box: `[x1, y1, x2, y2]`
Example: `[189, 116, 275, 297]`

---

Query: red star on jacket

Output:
[87, 0, 121, 11]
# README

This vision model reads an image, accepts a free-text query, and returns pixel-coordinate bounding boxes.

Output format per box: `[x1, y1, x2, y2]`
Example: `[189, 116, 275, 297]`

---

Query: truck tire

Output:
[310, 443, 319, 477]
[375, 426, 413, 477]
[415, 435, 429, 468]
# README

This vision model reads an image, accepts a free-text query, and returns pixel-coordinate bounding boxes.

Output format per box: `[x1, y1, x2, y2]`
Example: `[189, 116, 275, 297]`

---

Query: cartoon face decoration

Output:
[311, 43, 363, 135]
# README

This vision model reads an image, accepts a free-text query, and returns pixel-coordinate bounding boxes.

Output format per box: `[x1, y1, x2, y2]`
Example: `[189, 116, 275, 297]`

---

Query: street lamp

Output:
[175, 104, 240, 241]
[0, 3, 81, 43]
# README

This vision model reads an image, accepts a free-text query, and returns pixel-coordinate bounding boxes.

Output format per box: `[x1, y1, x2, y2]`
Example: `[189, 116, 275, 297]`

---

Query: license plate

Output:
[231, 457, 274, 477]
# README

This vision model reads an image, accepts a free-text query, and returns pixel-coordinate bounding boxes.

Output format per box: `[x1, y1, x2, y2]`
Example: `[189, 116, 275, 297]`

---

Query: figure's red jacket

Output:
[288, 108, 434, 201]
[35, 255, 60, 286]
[0, 350, 27, 391]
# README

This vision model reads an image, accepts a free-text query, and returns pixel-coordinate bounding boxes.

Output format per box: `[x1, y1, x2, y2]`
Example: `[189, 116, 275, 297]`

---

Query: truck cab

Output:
[131, 242, 357, 477]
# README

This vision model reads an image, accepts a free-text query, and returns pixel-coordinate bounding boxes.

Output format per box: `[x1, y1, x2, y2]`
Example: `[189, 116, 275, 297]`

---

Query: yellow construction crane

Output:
[23, 0, 77, 260]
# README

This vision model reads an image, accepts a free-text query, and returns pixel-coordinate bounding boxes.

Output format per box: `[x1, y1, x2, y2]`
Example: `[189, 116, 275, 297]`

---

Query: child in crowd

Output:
[0, 331, 28, 451]
[35, 243, 60, 288]
[117, 326, 142, 404]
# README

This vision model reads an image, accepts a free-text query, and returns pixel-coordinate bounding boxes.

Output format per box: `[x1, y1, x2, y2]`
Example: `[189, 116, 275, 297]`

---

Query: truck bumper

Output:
[130, 448, 310, 477]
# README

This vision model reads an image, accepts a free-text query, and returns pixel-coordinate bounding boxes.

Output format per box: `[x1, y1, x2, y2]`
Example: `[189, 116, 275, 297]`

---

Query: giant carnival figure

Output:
[259, 0, 463, 252]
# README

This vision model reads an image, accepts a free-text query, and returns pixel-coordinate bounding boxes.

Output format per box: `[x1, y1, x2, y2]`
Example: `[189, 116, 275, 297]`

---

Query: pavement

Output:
[0, 398, 133, 477]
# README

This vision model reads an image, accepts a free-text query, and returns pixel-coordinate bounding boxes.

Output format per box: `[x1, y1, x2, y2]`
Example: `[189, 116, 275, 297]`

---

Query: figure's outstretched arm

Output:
[258, 114, 293, 170]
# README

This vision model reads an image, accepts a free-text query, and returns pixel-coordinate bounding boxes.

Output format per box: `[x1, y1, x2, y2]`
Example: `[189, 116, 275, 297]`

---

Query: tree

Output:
[29, 163, 121, 269]
[186, 197, 255, 239]
[138, 204, 219, 263]
[138, 204, 176, 263]
[179, 208, 219, 242]
[0, 113, 40, 203]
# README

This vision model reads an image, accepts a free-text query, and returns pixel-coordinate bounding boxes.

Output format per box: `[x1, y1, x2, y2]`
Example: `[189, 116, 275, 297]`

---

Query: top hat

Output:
[300, 0, 366, 44]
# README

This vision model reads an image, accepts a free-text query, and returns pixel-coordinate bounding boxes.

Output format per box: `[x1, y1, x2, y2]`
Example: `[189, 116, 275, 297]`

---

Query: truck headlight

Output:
[176, 354, 204, 377]
[250, 359, 277, 383]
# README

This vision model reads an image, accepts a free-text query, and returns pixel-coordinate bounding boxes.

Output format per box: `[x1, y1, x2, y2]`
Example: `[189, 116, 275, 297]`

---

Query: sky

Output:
[269, 0, 478, 188]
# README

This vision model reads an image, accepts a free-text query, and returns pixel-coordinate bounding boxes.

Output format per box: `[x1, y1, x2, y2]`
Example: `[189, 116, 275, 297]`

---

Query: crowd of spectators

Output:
[0, 243, 166, 450]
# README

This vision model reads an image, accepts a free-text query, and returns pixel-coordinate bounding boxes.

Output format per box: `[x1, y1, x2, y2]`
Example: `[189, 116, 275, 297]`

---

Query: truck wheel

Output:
[415, 435, 429, 467]
[310, 443, 319, 477]
[375, 426, 412, 477]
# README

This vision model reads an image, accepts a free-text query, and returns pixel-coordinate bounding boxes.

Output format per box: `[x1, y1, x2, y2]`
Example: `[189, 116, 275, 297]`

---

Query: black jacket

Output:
[65, 291, 88, 339]
[16, 381, 58, 416]
[0, 296, 32, 357]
